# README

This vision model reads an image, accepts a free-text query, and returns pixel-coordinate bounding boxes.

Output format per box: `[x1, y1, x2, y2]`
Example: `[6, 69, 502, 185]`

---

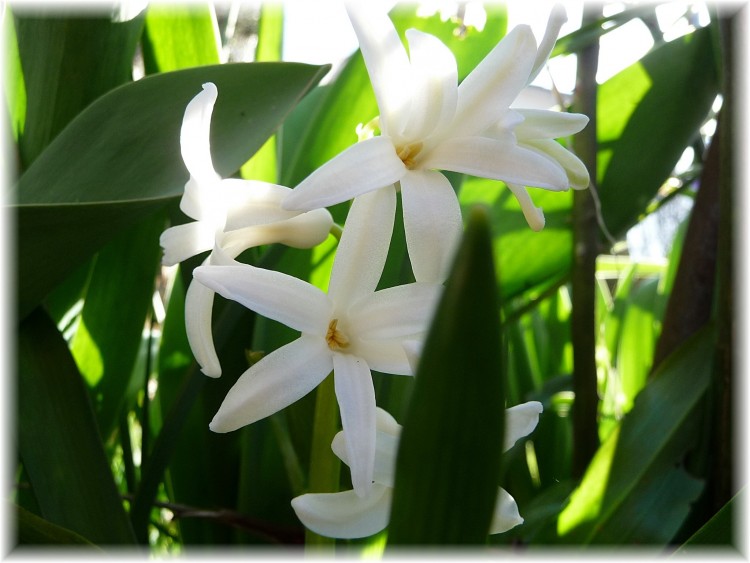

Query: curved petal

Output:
[160, 221, 215, 266]
[179, 176, 223, 223]
[504, 401, 543, 451]
[332, 423, 399, 488]
[490, 487, 524, 534]
[349, 283, 441, 340]
[522, 139, 590, 189]
[507, 183, 545, 231]
[355, 338, 413, 376]
[291, 484, 392, 539]
[345, 1, 412, 135]
[400, 29, 458, 142]
[283, 137, 405, 212]
[333, 353, 376, 497]
[400, 170, 463, 283]
[514, 109, 589, 140]
[220, 179, 297, 229]
[425, 135, 569, 190]
[193, 263, 332, 335]
[328, 187, 396, 306]
[450, 26, 536, 138]
[185, 269, 222, 378]
[528, 4, 568, 84]
[181, 82, 220, 186]
[210, 335, 333, 432]
[402, 339, 423, 373]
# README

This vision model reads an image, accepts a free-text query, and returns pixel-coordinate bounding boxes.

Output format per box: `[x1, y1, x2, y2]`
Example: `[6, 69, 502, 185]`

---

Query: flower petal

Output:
[220, 179, 297, 229]
[283, 137, 405, 212]
[349, 283, 441, 340]
[528, 4, 568, 84]
[333, 353, 377, 497]
[159, 221, 215, 266]
[507, 183, 545, 231]
[400, 169, 463, 283]
[355, 339, 413, 376]
[210, 335, 332, 432]
[185, 271, 222, 378]
[504, 401, 543, 451]
[400, 29, 458, 142]
[514, 109, 589, 140]
[345, 1, 412, 135]
[328, 186, 396, 306]
[522, 139, 590, 189]
[332, 422, 400, 488]
[425, 135, 569, 190]
[450, 26, 537, 138]
[490, 487, 524, 534]
[193, 263, 332, 334]
[181, 82, 220, 186]
[291, 484, 392, 539]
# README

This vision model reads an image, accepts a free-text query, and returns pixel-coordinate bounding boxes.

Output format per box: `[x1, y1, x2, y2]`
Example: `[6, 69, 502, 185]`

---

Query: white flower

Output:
[159, 82, 333, 377]
[193, 187, 443, 496]
[282, 4, 588, 283]
[291, 402, 544, 539]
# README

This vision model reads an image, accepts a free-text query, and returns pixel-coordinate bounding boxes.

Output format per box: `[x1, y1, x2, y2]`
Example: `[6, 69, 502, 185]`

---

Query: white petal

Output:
[210, 335, 332, 432]
[291, 484, 392, 539]
[220, 179, 296, 230]
[504, 401, 543, 451]
[514, 109, 589, 140]
[425, 135, 569, 190]
[181, 82, 220, 186]
[528, 4, 568, 84]
[400, 29, 458, 141]
[349, 283, 441, 340]
[283, 137, 405, 212]
[402, 339, 423, 374]
[332, 423, 400, 489]
[507, 183, 545, 232]
[400, 170, 463, 283]
[450, 26, 537, 138]
[185, 269, 222, 378]
[345, 1, 412, 135]
[375, 406, 401, 436]
[328, 187, 396, 306]
[490, 487, 524, 534]
[333, 353, 376, 497]
[160, 222, 215, 266]
[355, 339, 413, 376]
[522, 139, 590, 189]
[179, 177, 222, 223]
[193, 263, 332, 334]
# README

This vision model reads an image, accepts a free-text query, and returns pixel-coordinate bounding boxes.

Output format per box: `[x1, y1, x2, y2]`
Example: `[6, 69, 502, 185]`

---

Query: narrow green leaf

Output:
[16, 504, 102, 547]
[558, 326, 714, 544]
[3, 9, 26, 142]
[675, 488, 742, 550]
[18, 308, 135, 544]
[15, 62, 329, 318]
[141, 3, 220, 73]
[388, 206, 505, 545]
[13, 9, 144, 168]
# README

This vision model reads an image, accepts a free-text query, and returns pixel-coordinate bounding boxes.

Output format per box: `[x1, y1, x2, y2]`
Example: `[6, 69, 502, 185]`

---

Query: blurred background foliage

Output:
[6, 0, 739, 556]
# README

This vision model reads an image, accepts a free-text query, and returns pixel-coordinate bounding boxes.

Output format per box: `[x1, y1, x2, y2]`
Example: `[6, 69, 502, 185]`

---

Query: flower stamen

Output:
[326, 319, 350, 351]
[396, 142, 423, 169]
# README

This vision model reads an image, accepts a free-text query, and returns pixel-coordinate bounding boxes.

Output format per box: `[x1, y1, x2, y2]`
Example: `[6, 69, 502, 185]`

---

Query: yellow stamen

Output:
[396, 142, 423, 169]
[326, 319, 350, 351]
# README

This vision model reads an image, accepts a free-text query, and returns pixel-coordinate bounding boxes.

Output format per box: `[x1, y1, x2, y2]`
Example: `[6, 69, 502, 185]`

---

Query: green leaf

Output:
[388, 206, 505, 545]
[597, 25, 719, 237]
[18, 308, 136, 544]
[557, 326, 714, 544]
[3, 9, 26, 142]
[13, 9, 144, 169]
[141, 3, 220, 74]
[676, 488, 742, 550]
[14, 61, 329, 319]
[16, 504, 102, 547]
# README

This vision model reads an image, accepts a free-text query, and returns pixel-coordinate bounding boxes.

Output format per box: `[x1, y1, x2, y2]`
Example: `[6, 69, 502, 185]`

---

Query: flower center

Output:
[396, 142, 423, 169]
[326, 319, 350, 351]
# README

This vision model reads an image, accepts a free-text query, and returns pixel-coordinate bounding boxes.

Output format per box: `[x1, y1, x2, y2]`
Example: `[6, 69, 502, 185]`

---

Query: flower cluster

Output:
[161, 2, 586, 540]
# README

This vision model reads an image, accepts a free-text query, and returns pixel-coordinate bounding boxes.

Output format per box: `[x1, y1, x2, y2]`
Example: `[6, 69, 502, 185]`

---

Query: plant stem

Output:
[570, 2, 602, 479]
[304, 373, 341, 548]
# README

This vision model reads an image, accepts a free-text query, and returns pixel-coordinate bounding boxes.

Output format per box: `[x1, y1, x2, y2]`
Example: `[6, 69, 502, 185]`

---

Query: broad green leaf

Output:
[388, 206, 505, 545]
[13, 9, 144, 169]
[14, 61, 329, 319]
[16, 504, 101, 547]
[558, 326, 714, 544]
[70, 212, 165, 442]
[142, 3, 220, 74]
[18, 308, 135, 544]
[3, 9, 26, 142]
[597, 25, 719, 238]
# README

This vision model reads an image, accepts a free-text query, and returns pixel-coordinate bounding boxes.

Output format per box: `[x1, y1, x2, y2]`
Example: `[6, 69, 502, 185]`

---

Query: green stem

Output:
[305, 373, 341, 548]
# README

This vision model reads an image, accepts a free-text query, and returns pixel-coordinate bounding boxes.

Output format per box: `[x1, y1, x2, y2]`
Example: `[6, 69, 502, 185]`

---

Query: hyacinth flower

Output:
[291, 402, 544, 539]
[159, 82, 333, 377]
[193, 187, 443, 496]
[283, 3, 588, 283]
